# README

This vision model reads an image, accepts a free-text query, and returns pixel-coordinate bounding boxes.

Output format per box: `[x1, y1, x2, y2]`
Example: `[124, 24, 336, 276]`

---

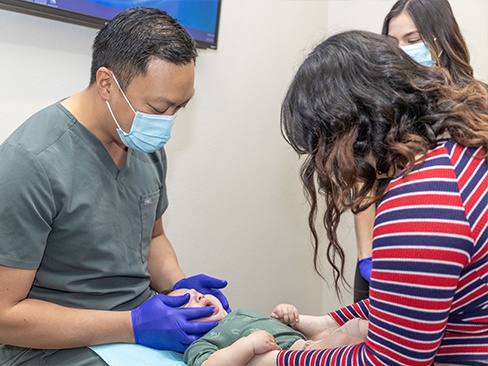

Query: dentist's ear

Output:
[95, 67, 113, 101]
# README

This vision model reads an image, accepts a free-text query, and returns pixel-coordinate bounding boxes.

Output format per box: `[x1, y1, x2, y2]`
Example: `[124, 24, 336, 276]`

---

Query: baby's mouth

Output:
[204, 299, 218, 314]
[205, 300, 219, 315]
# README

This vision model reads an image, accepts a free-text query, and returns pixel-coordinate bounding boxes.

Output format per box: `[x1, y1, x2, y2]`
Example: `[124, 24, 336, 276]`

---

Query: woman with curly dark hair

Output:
[353, 0, 487, 303]
[271, 30, 488, 365]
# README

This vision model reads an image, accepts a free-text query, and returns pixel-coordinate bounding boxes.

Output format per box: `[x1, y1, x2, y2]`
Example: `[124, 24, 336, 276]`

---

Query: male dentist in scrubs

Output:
[0, 7, 229, 365]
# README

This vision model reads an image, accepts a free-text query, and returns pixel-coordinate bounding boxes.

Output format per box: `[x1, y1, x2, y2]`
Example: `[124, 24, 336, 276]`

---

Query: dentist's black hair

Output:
[89, 7, 197, 90]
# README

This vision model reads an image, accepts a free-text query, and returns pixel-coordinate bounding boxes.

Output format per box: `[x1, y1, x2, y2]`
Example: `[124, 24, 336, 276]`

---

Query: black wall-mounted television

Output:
[0, 0, 221, 49]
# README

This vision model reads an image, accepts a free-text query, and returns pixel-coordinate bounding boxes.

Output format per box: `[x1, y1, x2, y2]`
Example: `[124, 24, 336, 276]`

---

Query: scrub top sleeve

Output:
[0, 143, 55, 269]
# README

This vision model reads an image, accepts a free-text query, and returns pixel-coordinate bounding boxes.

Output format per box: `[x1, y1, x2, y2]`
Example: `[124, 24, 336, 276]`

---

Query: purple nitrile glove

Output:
[174, 274, 231, 313]
[358, 256, 372, 282]
[131, 293, 218, 352]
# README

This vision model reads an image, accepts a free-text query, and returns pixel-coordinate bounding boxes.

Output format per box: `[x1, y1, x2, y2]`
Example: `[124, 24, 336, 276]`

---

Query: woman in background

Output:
[384, 0, 474, 82]
[272, 29, 488, 365]
[353, 0, 481, 302]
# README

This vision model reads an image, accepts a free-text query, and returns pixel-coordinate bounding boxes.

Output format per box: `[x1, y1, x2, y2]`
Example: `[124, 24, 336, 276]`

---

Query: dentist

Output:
[0, 7, 229, 365]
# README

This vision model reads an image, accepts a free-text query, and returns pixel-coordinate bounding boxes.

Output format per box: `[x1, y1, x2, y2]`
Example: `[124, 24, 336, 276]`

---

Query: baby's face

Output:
[170, 288, 228, 322]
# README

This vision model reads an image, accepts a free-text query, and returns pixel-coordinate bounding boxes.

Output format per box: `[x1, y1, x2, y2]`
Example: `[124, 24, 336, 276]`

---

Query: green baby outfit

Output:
[184, 309, 306, 366]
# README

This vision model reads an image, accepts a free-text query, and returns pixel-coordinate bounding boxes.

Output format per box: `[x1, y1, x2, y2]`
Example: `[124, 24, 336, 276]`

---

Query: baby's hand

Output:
[271, 303, 299, 327]
[247, 330, 281, 355]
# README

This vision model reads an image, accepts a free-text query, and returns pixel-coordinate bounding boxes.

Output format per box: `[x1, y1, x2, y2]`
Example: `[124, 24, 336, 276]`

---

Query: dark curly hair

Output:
[281, 30, 488, 296]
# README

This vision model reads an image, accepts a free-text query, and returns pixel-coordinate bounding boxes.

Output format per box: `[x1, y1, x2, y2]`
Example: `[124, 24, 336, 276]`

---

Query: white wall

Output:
[450, 0, 488, 82]
[0, 11, 97, 141]
[1, 0, 486, 319]
[164, 0, 334, 314]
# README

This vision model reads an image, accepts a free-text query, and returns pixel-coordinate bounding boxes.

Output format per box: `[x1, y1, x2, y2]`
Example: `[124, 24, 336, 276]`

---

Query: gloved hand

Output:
[174, 273, 231, 313]
[131, 293, 218, 352]
[358, 256, 372, 282]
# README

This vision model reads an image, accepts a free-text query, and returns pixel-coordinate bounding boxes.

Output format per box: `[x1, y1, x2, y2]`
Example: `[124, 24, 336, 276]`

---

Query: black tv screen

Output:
[0, 0, 221, 49]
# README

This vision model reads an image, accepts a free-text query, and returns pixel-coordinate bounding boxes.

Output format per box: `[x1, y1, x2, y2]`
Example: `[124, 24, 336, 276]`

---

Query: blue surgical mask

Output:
[106, 72, 178, 153]
[401, 42, 436, 67]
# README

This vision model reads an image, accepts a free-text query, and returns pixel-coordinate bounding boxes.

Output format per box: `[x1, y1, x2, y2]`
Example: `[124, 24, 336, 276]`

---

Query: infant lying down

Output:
[168, 289, 367, 366]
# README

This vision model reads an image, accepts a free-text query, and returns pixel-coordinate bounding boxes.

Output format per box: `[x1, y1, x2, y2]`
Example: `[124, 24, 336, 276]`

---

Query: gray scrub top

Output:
[0, 102, 168, 311]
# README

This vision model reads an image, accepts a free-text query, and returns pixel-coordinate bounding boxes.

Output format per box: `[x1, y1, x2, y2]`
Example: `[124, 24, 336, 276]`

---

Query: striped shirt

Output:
[277, 140, 488, 365]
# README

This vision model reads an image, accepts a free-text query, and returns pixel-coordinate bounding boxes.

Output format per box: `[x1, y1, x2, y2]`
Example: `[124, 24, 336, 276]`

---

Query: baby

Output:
[168, 288, 368, 366]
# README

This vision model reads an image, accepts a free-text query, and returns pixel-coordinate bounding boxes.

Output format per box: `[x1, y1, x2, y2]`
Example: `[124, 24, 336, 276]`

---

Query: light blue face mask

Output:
[106, 72, 178, 153]
[401, 42, 436, 67]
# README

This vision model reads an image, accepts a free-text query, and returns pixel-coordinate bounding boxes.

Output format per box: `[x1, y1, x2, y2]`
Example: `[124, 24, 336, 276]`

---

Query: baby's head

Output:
[169, 288, 228, 322]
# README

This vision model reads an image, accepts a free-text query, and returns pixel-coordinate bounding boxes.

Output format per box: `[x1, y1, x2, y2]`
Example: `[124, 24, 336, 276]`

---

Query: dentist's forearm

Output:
[0, 298, 133, 349]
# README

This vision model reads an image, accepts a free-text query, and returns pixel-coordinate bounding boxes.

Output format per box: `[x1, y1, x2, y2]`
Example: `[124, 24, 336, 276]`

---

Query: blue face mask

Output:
[106, 72, 178, 153]
[401, 42, 436, 67]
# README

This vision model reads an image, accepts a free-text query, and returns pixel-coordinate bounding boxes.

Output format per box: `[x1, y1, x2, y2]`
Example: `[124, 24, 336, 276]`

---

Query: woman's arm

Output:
[354, 205, 375, 260]
[307, 319, 368, 349]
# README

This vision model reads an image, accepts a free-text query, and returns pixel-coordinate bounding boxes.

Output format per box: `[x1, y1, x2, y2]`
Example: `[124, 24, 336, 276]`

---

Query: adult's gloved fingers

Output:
[183, 334, 203, 346]
[178, 305, 216, 321]
[160, 293, 191, 307]
[182, 319, 219, 334]
[176, 274, 227, 289]
[208, 289, 230, 312]
[198, 275, 228, 289]
[358, 256, 372, 282]
[170, 342, 187, 353]
[223, 304, 232, 313]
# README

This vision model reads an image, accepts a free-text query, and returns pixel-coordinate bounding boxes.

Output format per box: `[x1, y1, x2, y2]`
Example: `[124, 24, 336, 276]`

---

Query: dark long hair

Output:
[382, 0, 474, 86]
[281, 30, 488, 295]
[89, 7, 197, 89]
